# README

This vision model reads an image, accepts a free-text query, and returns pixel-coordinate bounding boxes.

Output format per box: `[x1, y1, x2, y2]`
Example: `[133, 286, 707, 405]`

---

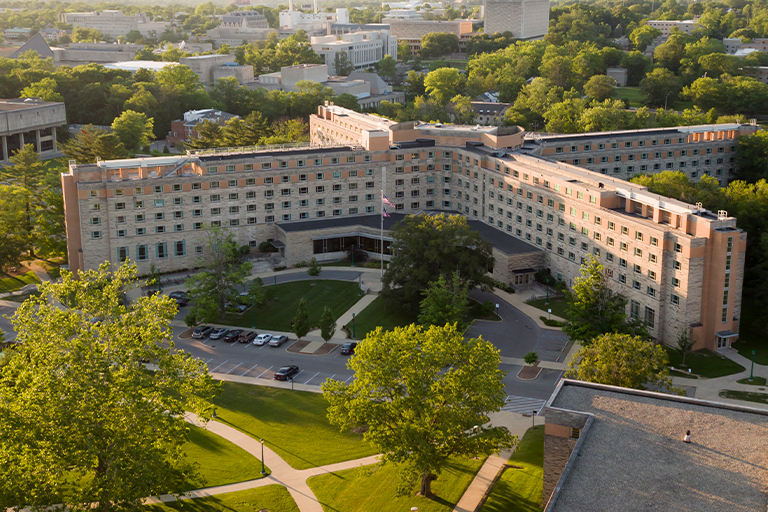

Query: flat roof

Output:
[546, 381, 768, 512]
[103, 61, 176, 72]
[0, 98, 62, 111]
[527, 123, 749, 144]
[278, 212, 541, 256]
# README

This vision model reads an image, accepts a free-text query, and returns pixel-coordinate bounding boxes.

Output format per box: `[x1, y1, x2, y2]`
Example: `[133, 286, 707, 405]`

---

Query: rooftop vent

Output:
[718, 210, 728, 220]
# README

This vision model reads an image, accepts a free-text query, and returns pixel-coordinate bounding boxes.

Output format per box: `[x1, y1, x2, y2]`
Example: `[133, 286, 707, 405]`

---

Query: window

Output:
[174, 241, 186, 256]
[116, 229, 126, 238]
[673, 277, 681, 287]
[675, 243, 682, 253]
[644, 307, 656, 329]
[174, 224, 183, 232]
[619, 274, 626, 284]
[671, 294, 680, 305]
[155, 226, 166, 234]
[156, 242, 168, 259]
[633, 280, 641, 290]
[207, 166, 218, 174]
[136, 228, 146, 235]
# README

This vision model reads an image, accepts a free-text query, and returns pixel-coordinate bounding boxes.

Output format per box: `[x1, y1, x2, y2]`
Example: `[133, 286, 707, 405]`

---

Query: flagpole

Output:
[381, 166, 385, 277]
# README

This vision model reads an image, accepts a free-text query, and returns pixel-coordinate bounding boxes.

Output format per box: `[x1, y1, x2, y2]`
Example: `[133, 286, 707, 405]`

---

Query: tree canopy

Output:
[323, 323, 515, 497]
[0, 263, 217, 510]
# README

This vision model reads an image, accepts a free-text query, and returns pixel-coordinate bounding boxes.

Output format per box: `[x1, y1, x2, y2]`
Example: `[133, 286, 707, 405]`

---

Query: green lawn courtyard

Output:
[481, 425, 544, 512]
[307, 455, 485, 512]
[145, 485, 299, 511]
[526, 298, 570, 320]
[665, 347, 745, 378]
[344, 296, 419, 340]
[614, 86, 645, 108]
[222, 280, 363, 332]
[211, 382, 377, 470]
[0, 270, 40, 293]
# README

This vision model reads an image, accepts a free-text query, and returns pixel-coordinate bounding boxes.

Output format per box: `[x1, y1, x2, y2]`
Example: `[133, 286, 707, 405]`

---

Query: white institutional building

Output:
[483, 0, 549, 39]
[312, 29, 397, 74]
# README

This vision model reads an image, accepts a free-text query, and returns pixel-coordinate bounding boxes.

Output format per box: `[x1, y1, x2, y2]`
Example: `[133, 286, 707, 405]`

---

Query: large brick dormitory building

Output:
[63, 105, 751, 352]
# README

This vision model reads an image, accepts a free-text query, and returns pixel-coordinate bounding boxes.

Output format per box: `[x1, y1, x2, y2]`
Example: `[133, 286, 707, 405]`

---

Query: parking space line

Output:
[329, 374, 336, 381]
[225, 362, 243, 375]
[256, 366, 273, 378]
[293, 369, 305, 380]
[344, 375, 354, 383]
[210, 360, 229, 372]
[205, 358, 214, 365]
[304, 372, 320, 385]
[241, 363, 260, 376]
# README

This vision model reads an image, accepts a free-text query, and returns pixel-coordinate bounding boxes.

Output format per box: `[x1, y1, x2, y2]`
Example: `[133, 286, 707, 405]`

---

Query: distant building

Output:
[311, 29, 397, 75]
[58, 10, 167, 39]
[11, 33, 55, 59]
[3, 27, 31, 41]
[483, 0, 549, 39]
[388, 19, 473, 54]
[279, 3, 349, 34]
[221, 11, 269, 29]
[55, 42, 143, 65]
[39, 27, 63, 42]
[474, 90, 501, 103]
[179, 54, 254, 85]
[463, 101, 510, 125]
[0, 98, 67, 165]
[724, 37, 768, 56]
[382, 9, 425, 20]
[646, 18, 699, 38]
[205, 24, 276, 48]
[102, 60, 176, 73]
[606, 67, 627, 87]
[166, 109, 239, 146]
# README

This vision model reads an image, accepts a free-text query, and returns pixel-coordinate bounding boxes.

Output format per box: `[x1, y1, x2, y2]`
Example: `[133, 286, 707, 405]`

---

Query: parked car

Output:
[224, 329, 243, 342]
[253, 333, 272, 346]
[340, 342, 358, 355]
[269, 335, 288, 347]
[209, 327, 229, 340]
[235, 304, 248, 313]
[239, 331, 258, 344]
[169, 291, 188, 300]
[274, 365, 300, 381]
[173, 296, 189, 307]
[192, 325, 214, 339]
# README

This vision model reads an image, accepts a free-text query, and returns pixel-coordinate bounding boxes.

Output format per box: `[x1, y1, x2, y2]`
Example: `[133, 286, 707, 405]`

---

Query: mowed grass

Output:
[732, 304, 768, 364]
[144, 485, 299, 512]
[0, 270, 40, 293]
[211, 382, 377, 470]
[181, 425, 267, 491]
[222, 280, 363, 331]
[665, 347, 745, 378]
[614, 86, 644, 107]
[481, 425, 544, 512]
[718, 390, 768, 405]
[345, 295, 418, 340]
[307, 455, 485, 512]
[526, 298, 570, 320]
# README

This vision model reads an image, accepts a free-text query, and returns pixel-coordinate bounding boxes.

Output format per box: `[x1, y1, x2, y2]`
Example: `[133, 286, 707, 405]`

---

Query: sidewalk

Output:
[492, 287, 567, 330]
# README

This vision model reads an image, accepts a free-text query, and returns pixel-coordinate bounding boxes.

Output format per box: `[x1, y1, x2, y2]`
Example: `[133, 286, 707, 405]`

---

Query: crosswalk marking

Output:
[502, 395, 547, 415]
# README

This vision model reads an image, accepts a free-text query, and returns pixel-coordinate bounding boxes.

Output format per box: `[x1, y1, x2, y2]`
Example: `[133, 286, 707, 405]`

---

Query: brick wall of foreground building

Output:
[62, 106, 748, 351]
[525, 123, 760, 184]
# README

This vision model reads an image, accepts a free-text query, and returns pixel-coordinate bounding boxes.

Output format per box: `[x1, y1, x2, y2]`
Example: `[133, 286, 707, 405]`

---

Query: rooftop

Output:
[0, 97, 61, 111]
[546, 380, 768, 512]
[525, 123, 751, 144]
[103, 60, 176, 72]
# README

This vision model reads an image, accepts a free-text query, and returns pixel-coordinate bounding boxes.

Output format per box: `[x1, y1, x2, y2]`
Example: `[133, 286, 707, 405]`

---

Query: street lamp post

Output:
[352, 312, 356, 339]
[545, 277, 549, 305]
[273, 276, 277, 298]
[358, 272, 362, 296]
[495, 303, 499, 320]
[750, 350, 756, 381]
[252, 294, 256, 329]
[260, 438, 265, 475]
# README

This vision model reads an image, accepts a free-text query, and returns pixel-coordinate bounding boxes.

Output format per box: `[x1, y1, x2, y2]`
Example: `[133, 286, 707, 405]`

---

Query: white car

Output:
[253, 333, 272, 346]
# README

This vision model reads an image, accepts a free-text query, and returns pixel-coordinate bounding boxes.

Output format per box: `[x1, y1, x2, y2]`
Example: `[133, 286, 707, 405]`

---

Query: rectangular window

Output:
[156, 242, 168, 259]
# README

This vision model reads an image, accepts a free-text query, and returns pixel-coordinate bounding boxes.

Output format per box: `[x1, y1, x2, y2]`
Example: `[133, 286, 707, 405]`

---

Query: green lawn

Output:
[481, 425, 544, 512]
[0, 270, 40, 293]
[736, 376, 767, 386]
[222, 280, 363, 332]
[665, 348, 745, 378]
[731, 304, 768, 364]
[307, 455, 485, 512]
[718, 389, 768, 405]
[345, 296, 418, 340]
[181, 425, 267, 491]
[211, 382, 377, 470]
[614, 86, 644, 107]
[526, 298, 570, 320]
[144, 485, 299, 511]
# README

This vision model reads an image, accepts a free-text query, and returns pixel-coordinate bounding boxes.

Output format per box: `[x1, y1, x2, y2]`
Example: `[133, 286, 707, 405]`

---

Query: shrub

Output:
[258, 241, 278, 253]
[524, 351, 539, 365]
[480, 300, 496, 317]
[540, 316, 566, 327]
[274, 266, 287, 271]
[295, 261, 307, 268]
[365, 260, 386, 269]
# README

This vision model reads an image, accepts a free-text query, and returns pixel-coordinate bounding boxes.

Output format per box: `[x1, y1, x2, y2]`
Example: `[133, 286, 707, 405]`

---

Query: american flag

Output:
[382, 207, 390, 218]
[382, 194, 395, 207]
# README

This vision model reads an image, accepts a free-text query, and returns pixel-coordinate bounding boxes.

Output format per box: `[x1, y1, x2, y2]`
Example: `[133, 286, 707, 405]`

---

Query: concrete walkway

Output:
[27, 261, 52, 283]
[492, 287, 567, 330]
[143, 412, 380, 511]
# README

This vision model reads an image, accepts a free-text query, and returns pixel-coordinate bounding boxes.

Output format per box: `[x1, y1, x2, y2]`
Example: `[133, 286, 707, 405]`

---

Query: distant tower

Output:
[483, 0, 550, 39]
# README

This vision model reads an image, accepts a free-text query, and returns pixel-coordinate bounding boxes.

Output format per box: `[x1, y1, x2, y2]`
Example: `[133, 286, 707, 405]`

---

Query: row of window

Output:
[555, 141, 734, 153]
[205, 154, 372, 173]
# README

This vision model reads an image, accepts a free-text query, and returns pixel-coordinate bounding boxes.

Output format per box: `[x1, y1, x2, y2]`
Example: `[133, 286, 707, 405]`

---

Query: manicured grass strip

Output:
[731, 304, 768, 364]
[526, 298, 570, 320]
[613, 86, 644, 107]
[736, 377, 767, 386]
[222, 280, 363, 332]
[0, 270, 40, 293]
[670, 369, 697, 379]
[307, 456, 485, 512]
[211, 382, 377, 470]
[718, 390, 768, 405]
[145, 484, 299, 511]
[345, 295, 418, 340]
[664, 348, 744, 378]
[481, 425, 544, 512]
[181, 424, 267, 491]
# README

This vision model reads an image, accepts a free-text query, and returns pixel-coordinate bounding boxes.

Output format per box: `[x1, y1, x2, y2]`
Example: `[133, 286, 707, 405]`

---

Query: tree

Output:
[292, 298, 310, 340]
[332, 93, 360, 111]
[332, 50, 354, 76]
[418, 272, 469, 328]
[72, 27, 103, 42]
[424, 67, 465, 106]
[0, 263, 216, 511]
[246, 276, 266, 307]
[185, 226, 253, 324]
[449, 95, 476, 124]
[583, 74, 616, 101]
[307, 257, 321, 277]
[319, 306, 335, 343]
[639, 67, 682, 108]
[111, 110, 155, 152]
[524, 351, 539, 365]
[4, 145, 46, 255]
[563, 256, 647, 344]
[62, 125, 127, 164]
[377, 54, 397, 82]
[382, 213, 494, 314]
[323, 323, 515, 497]
[566, 333, 674, 391]
[405, 70, 426, 98]
[19, 77, 63, 103]
[677, 329, 695, 367]
[735, 131, 768, 182]
[420, 32, 459, 60]
[0, 185, 29, 273]
[629, 25, 662, 52]
[397, 41, 412, 63]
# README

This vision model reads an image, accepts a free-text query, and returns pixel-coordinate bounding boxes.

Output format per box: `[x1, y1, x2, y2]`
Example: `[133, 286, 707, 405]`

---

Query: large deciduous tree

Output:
[418, 271, 469, 328]
[566, 333, 675, 391]
[332, 50, 354, 76]
[62, 125, 127, 164]
[0, 185, 30, 273]
[424, 67, 465, 105]
[111, 109, 155, 152]
[381, 213, 494, 314]
[185, 226, 253, 325]
[323, 323, 515, 497]
[0, 263, 217, 511]
[3, 144, 45, 255]
[563, 256, 647, 344]
[640, 67, 683, 108]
